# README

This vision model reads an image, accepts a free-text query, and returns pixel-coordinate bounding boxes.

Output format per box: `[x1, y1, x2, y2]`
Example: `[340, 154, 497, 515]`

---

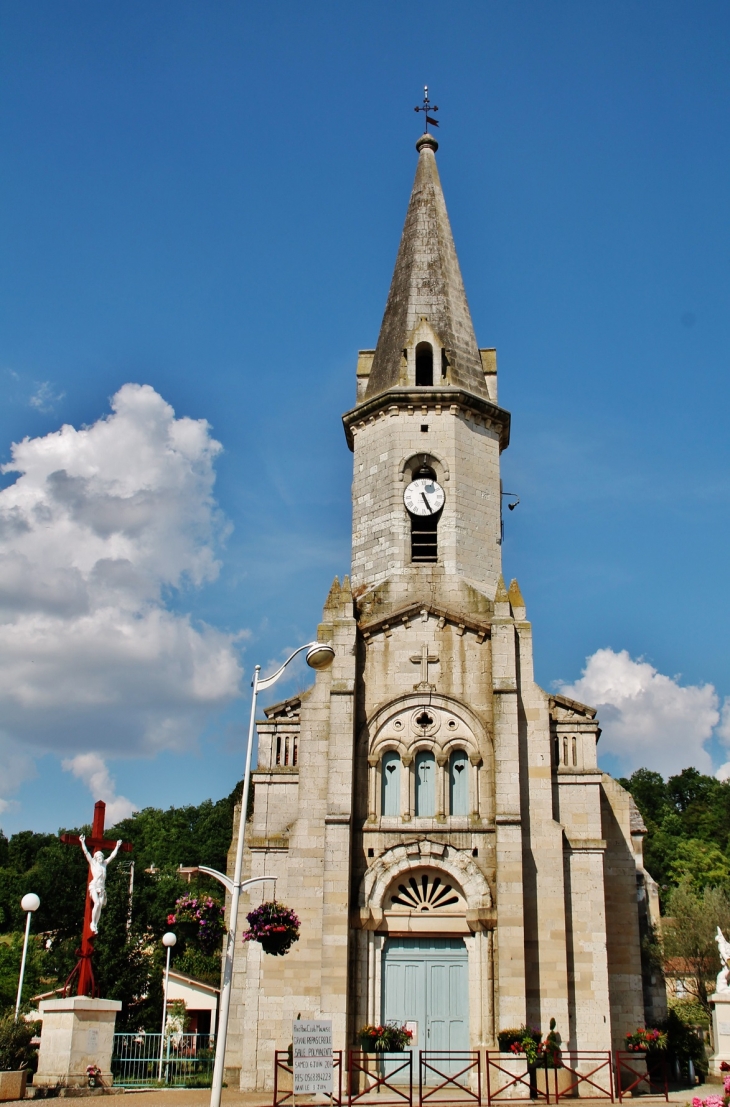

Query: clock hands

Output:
[421, 491, 434, 514]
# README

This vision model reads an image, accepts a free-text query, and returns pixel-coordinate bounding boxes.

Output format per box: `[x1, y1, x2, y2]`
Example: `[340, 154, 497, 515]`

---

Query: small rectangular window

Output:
[421, 424, 429, 432]
[572, 737, 577, 766]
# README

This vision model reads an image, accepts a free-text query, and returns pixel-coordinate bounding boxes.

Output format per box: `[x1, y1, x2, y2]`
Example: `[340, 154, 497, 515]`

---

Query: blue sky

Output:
[1, 1, 729, 833]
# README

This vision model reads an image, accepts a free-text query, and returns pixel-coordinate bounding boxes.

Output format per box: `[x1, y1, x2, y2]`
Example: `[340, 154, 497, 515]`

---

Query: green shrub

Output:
[0, 1011, 40, 1072]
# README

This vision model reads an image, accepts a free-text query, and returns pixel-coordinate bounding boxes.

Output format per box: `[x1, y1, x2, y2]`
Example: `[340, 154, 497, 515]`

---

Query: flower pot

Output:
[260, 932, 296, 956]
[360, 1037, 378, 1053]
[534, 1066, 576, 1098]
[0, 1071, 28, 1102]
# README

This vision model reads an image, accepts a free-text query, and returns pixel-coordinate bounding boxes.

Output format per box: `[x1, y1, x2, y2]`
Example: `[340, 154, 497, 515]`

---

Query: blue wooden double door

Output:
[382, 937, 469, 1059]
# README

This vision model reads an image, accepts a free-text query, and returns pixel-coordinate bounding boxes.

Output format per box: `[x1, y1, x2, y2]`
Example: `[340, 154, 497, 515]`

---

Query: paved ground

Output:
[108, 1084, 715, 1107]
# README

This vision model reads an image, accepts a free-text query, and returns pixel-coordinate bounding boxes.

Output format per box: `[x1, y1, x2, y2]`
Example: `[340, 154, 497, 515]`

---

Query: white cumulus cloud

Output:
[0, 383, 243, 810]
[559, 648, 719, 777]
[62, 752, 137, 824]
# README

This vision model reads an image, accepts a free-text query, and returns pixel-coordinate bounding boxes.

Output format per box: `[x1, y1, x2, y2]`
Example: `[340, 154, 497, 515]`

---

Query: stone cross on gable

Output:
[410, 643, 439, 691]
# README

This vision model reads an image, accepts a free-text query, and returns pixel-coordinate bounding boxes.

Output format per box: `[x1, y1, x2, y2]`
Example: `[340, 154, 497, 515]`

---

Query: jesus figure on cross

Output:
[78, 833, 123, 934]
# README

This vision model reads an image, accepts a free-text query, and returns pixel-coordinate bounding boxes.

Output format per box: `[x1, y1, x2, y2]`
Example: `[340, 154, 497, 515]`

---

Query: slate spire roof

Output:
[365, 133, 488, 401]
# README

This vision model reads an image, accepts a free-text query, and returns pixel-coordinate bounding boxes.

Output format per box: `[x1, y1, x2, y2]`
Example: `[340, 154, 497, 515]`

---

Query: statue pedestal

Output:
[710, 992, 730, 1076]
[35, 996, 122, 1088]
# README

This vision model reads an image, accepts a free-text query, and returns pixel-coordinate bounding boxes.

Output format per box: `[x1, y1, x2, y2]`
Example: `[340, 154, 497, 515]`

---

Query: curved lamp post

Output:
[158, 931, 177, 1081]
[207, 641, 335, 1107]
[15, 893, 40, 1020]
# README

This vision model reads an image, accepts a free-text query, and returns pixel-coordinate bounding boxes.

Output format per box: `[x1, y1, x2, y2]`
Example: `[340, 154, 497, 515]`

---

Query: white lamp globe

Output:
[21, 893, 40, 913]
[162, 932, 177, 948]
[305, 643, 335, 671]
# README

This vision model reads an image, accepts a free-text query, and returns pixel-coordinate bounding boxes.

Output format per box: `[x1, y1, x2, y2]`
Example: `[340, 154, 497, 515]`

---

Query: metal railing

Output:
[485, 1051, 548, 1103]
[111, 1031, 216, 1087]
[348, 1050, 413, 1107]
[269, 1048, 682, 1106]
[419, 1051, 481, 1104]
[615, 1051, 668, 1102]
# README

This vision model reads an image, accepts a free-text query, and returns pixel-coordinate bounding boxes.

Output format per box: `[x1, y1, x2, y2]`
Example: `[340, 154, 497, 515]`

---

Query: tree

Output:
[668, 840, 730, 888]
[662, 882, 730, 1012]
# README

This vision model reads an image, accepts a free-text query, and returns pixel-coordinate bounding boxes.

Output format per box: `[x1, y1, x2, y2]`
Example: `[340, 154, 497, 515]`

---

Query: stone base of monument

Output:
[35, 996, 122, 1089]
[710, 991, 730, 1076]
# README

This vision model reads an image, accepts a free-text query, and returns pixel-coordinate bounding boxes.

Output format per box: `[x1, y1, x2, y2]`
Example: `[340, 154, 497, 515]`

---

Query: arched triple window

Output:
[449, 749, 469, 815]
[381, 750, 401, 816]
[415, 750, 435, 816]
[415, 342, 433, 386]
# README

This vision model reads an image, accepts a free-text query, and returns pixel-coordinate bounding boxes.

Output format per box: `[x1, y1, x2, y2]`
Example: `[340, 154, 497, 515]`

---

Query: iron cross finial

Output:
[414, 85, 439, 132]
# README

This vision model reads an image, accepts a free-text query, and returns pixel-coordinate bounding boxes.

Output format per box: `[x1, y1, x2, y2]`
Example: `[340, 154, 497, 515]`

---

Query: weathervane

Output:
[414, 85, 439, 132]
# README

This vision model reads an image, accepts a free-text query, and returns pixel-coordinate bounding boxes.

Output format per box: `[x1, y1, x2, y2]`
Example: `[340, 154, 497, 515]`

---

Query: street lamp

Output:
[15, 893, 40, 1020]
[158, 931, 177, 1081]
[206, 641, 335, 1107]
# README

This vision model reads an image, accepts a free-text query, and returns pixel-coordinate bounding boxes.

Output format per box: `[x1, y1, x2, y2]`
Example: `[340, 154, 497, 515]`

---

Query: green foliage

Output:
[0, 1011, 40, 1072]
[0, 936, 45, 1014]
[667, 840, 730, 887]
[659, 1007, 708, 1082]
[0, 780, 242, 1024]
[618, 767, 730, 890]
[661, 883, 730, 1011]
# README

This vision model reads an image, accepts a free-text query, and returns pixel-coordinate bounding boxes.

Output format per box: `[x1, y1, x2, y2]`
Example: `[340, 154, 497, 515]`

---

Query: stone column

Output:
[367, 755, 378, 821]
[491, 578, 526, 1030]
[402, 754, 413, 820]
[469, 754, 481, 818]
[435, 752, 447, 820]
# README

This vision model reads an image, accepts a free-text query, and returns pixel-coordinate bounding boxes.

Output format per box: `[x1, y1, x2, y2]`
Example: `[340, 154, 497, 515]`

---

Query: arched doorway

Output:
[380, 867, 469, 1061]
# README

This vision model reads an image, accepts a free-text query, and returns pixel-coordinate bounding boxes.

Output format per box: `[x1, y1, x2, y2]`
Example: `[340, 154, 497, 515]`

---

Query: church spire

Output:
[365, 133, 488, 400]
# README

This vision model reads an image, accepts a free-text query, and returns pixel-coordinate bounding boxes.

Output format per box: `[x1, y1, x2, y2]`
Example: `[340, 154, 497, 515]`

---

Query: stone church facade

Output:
[223, 132, 661, 1091]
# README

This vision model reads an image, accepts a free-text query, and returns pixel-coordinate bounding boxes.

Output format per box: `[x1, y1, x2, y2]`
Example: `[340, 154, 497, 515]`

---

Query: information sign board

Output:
[293, 1019, 332, 1095]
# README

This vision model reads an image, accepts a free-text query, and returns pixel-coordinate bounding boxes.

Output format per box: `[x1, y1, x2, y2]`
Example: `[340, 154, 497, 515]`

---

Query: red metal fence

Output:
[615, 1051, 669, 1103]
[272, 1048, 675, 1106]
[419, 1051, 481, 1106]
[347, 1050, 413, 1107]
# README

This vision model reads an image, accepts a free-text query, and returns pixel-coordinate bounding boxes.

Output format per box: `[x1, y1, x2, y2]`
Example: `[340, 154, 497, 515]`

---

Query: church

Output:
[223, 130, 662, 1091]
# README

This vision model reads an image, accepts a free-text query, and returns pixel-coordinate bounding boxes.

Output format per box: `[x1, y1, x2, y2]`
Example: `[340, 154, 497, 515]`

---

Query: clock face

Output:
[404, 477, 445, 517]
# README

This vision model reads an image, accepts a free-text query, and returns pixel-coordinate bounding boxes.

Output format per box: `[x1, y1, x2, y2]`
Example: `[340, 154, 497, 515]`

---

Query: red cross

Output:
[60, 800, 133, 997]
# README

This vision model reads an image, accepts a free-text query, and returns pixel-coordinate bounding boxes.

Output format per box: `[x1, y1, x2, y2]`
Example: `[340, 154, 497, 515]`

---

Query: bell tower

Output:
[343, 132, 511, 615]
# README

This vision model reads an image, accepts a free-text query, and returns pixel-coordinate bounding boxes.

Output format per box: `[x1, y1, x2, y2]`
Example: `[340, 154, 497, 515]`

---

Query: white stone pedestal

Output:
[710, 991, 730, 1076]
[35, 996, 122, 1088]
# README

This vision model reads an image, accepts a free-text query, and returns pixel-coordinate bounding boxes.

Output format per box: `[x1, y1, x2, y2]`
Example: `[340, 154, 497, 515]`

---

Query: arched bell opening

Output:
[415, 342, 434, 386]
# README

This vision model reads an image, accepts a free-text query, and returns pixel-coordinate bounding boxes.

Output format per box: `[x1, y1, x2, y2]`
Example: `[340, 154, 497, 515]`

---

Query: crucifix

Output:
[60, 800, 133, 997]
[410, 643, 439, 691]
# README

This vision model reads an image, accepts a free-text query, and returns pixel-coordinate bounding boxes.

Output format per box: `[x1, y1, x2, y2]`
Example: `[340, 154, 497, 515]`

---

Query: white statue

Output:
[79, 833, 123, 934]
[715, 927, 730, 994]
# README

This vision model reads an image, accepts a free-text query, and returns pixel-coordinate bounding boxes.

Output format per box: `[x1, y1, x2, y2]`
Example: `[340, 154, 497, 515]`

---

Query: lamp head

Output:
[305, 643, 335, 671]
[21, 893, 40, 913]
[162, 932, 177, 948]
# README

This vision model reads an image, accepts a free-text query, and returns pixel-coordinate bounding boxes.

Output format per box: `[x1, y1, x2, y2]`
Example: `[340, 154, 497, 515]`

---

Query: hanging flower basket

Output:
[242, 901, 300, 956]
[167, 894, 226, 954]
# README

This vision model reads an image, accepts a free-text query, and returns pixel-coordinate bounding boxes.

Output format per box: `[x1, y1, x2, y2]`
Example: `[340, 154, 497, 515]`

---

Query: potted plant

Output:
[0, 1012, 39, 1102]
[86, 1065, 103, 1088]
[358, 1024, 413, 1052]
[242, 901, 300, 956]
